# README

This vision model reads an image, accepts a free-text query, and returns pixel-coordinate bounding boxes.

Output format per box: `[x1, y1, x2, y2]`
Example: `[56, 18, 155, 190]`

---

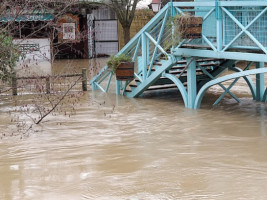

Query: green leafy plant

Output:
[107, 54, 131, 74]
[0, 33, 20, 82]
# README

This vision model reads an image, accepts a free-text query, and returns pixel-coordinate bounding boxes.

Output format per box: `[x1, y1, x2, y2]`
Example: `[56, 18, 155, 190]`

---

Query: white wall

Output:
[13, 38, 52, 76]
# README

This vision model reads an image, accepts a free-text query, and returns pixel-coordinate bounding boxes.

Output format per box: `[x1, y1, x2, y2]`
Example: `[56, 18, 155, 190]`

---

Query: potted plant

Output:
[107, 54, 134, 81]
[173, 14, 203, 39]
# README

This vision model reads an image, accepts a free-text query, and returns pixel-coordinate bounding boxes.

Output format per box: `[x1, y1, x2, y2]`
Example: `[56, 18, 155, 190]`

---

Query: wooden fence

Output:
[11, 68, 87, 95]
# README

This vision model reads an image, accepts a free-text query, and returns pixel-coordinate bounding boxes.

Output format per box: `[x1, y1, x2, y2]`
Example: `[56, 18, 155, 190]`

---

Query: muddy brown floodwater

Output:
[1, 59, 267, 200]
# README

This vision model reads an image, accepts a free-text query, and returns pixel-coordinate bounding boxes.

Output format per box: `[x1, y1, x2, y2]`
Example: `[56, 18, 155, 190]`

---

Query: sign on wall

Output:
[63, 23, 76, 40]
[57, 14, 80, 42]
[13, 38, 52, 76]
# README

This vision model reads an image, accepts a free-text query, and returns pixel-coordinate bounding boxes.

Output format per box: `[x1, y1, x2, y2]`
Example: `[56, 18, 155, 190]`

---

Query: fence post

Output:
[12, 76, 17, 96]
[82, 68, 87, 91]
[46, 77, 50, 94]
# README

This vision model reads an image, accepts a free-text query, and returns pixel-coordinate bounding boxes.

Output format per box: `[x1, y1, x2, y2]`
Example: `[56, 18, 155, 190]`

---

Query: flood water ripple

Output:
[1, 59, 267, 199]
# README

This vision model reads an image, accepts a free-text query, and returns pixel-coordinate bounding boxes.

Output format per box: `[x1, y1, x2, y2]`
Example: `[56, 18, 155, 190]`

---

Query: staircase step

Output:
[198, 63, 219, 67]
[153, 62, 162, 66]
[150, 68, 156, 71]
[147, 82, 188, 91]
[168, 68, 212, 75]
[171, 63, 218, 70]
[147, 84, 178, 91]
[176, 60, 187, 64]
[176, 58, 222, 65]
[196, 58, 222, 62]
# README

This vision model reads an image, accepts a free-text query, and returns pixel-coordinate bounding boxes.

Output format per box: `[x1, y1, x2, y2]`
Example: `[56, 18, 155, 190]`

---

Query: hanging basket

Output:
[175, 15, 203, 39]
[115, 62, 134, 81]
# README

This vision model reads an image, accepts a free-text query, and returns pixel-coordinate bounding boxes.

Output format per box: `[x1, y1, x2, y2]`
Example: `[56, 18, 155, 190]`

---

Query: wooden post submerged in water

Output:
[82, 68, 87, 91]
[46, 77, 51, 94]
[12, 76, 17, 96]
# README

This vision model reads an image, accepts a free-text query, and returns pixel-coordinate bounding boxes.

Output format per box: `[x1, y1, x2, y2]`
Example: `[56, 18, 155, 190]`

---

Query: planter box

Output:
[175, 16, 203, 39]
[115, 62, 134, 81]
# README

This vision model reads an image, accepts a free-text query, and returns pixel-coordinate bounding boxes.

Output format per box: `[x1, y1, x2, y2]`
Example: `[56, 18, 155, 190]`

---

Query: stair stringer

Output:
[125, 56, 178, 98]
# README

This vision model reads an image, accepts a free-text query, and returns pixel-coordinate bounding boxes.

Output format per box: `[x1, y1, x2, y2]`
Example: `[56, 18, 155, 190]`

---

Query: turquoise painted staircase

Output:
[125, 58, 228, 97]
[90, 1, 267, 108]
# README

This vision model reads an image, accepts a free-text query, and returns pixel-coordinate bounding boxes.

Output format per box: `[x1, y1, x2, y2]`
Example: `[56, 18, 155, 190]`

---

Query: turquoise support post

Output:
[116, 80, 121, 95]
[105, 72, 113, 92]
[187, 57, 197, 109]
[142, 33, 147, 80]
[91, 83, 97, 91]
[170, 0, 175, 17]
[137, 56, 142, 73]
[256, 62, 265, 101]
[216, 0, 222, 51]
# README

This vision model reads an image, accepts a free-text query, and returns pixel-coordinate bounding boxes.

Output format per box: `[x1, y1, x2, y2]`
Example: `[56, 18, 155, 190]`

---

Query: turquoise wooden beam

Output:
[230, 66, 256, 100]
[203, 8, 215, 21]
[126, 58, 176, 98]
[222, 7, 267, 52]
[263, 88, 267, 103]
[172, 1, 267, 7]
[219, 1, 267, 7]
[90, 1, 267, 110]
[256, 62, 265, 101]
[187, 58, 197, 109]
[98, 70, 111, 85]
[175, 7, 184, 15]
[118, 5, 170, 55]
[122, 80, 130, 95]
[135, 74, 143, 84]
[195, 68, 267, 109]
[116, 80, 121, 95]
[144, 32, 168, 57]
[95, 82, 106, 93]
[147, 10, 169, 78]
[105, 72, 113, 92]
[162, 72, 188, 107]
[173, 48, 267, 63]
[213, 77, 241, 106]
[132, 37, 141, 62]
[202, 35, 217, 51]
[216, 0, 222, 51]
[89, 65, 108, 86]
[142, 33, 148, 80]
[91, 82, 97, 91]
[199, 66, 240, 104]
[222, 7, 267, 54]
